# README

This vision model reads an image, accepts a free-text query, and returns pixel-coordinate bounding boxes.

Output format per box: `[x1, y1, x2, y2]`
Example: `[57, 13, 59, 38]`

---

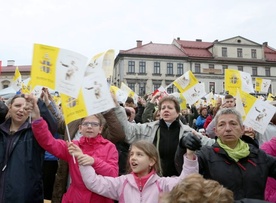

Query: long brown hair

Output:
[126, 140, 162, 176]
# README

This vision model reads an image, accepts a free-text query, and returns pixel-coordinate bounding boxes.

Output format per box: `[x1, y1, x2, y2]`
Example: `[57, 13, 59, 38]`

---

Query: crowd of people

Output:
[0, 89, 276, 203]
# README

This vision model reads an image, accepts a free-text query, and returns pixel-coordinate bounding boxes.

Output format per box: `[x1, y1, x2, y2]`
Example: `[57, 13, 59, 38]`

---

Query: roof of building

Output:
[174, 39, 214, 58]
[119, 42, 187, 57]
[264, 45, 276, 61]
[1, 65, 31, 73]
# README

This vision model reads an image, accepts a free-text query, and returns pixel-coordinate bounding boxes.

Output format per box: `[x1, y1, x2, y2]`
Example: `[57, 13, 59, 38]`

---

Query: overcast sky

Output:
[1, 0, 276, 66]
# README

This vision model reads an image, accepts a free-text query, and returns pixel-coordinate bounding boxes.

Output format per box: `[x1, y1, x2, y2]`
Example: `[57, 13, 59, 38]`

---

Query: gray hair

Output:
[214, 108, 243, 127]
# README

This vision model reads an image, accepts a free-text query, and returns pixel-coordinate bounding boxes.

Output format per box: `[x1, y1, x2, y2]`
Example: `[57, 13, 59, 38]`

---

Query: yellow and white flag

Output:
[85, 49, 115, 82]
[120, 82, 139, 104]
[182, 82, 206, 105]
[61, 51, 115, 125]
[238, 90, 257, 116]
[21, 78, 32, 94]
[173, 70, 198, 93]
[31, 44, 88, 98]
[225, 69, 254, 95]
[243, 97, 276, 134]
[235, 89, 246, 120]
[169, 92, 187, 110]
[12, 67, 22, 91]
[255, 78, 271, 93]
[267, 93, 275, 102]
[110, 85, 128, 104]
[205, 92, 214, 105]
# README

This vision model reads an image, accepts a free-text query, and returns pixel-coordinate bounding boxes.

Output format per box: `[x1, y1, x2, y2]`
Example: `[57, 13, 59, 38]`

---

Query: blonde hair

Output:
[160, 174, 234, 203]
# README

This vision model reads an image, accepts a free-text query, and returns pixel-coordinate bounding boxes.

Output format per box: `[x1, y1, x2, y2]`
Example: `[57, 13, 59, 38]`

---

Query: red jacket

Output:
[203, 115, 213, 130]
[261, 137, 276, 202]
[32, 119, 118, 203]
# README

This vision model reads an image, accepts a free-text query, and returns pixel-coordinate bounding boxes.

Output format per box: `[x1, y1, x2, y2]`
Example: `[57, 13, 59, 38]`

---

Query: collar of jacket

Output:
[159, 118, 180, 128]
[0, 117, 30, 134]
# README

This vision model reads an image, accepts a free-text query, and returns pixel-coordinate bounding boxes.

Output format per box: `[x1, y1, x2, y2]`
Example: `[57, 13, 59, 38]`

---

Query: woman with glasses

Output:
[28, 94, 118, 203]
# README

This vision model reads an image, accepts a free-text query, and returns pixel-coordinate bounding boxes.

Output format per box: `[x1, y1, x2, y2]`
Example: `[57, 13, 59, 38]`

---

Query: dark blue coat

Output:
[0, 99, 57, 203]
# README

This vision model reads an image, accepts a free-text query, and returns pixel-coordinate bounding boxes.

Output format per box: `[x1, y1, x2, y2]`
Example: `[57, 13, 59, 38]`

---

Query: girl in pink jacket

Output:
[261, 137, 276, 202]
[30, 94, 118, 203]
[68, 140, 198, 203]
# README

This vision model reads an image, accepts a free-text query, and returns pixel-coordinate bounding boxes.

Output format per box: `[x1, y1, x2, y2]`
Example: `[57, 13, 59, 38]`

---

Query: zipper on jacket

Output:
[2, 165, 6, 171]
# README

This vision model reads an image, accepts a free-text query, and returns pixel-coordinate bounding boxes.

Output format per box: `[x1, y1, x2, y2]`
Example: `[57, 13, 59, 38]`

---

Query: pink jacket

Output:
[79, 156, 198, 203]
[261, 137, 276, 202]
[32, 119, 118, 203]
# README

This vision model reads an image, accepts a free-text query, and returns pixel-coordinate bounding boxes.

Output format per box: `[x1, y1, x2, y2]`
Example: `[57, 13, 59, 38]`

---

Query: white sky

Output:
[1, 0, 276, 66]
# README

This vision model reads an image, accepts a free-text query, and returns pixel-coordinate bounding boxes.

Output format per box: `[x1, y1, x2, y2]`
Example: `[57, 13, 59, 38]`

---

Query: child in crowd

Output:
[29, 94, 118, 203]
[68, 140, 198, 203]
[159, 173, 234, 203]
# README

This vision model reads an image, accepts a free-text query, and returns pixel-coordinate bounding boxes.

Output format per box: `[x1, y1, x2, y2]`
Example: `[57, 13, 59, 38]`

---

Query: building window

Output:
[139, 83, 146, 96]
[265, 67, 271, 76]
[222, 47, 227, 57]
[252, 67, 257, 76]
[128, 61, 135, 73]
[222, 65, 228, 74]
[177, 63, 183, 75]
[2, 80, 10, 89]
[238, 66, 243, 71]
[166, 63, 173, 75]
[166, 85, 174, 94]
[209, 64, 214, 74]
[153, 83, 161, 91]
[153, 62, 160, 74]
[209, 82, 215, 93]
[195, 63, 201, 73]
[139, 61, 146, 74]
[128, 83, 135, 92]
[251, 49, 257, 58]
[237, 48, 243, 58]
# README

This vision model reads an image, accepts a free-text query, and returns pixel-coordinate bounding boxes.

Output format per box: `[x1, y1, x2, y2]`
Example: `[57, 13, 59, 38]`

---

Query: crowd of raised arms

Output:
[0, 88, 276, 203]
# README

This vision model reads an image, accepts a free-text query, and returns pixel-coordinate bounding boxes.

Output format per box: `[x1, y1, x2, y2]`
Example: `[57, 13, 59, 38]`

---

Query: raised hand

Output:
[68, 142, 95, 165]
[180, 132, 202, 151]
[24, 94, 40, 121]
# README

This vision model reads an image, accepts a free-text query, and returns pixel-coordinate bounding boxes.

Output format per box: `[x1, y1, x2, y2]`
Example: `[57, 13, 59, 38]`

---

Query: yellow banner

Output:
[61, 90, 87, 125]
[31, 44, 59, 90]
[267, 93, 274, 102]
[173, 70, 198, 93]
[12, 66, 22, 91]
[239, 90, 257, 115]
[225, 69, 242, 95]
[255, 78, 262, 92]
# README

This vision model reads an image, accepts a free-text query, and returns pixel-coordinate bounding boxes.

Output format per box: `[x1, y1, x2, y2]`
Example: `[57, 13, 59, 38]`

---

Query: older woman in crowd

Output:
[175, 108, 276, 201]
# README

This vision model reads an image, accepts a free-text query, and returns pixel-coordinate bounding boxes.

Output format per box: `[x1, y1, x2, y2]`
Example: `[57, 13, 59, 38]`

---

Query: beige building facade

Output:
[113, 36, 276, 96]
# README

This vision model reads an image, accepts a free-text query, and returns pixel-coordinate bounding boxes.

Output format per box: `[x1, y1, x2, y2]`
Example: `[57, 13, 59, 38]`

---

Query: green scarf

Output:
[217, 139, 250, 162]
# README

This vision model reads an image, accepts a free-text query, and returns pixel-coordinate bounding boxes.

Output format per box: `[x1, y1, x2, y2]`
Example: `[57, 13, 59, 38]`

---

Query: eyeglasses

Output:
[81, 122, 100, 127]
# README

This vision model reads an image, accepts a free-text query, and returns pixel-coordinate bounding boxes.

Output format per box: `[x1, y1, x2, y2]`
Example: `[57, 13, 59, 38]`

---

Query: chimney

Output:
[7, 60, 15, 66]
[177, 37, 180, 40]
[263, 42, 268, 46]
[136, 40, 142, 48]
[196, 39, 202, 42]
